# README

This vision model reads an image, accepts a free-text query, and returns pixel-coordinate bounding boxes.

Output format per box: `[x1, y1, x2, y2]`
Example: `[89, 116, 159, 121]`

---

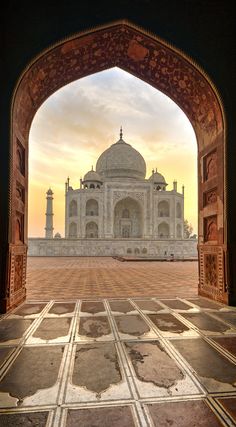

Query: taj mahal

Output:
[28, 129, 197, 258]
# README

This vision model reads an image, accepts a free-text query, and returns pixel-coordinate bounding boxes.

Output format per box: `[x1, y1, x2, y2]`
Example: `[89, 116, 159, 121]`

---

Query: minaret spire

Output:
[120, 126, 123, 140]
[45, 188, 54, 238]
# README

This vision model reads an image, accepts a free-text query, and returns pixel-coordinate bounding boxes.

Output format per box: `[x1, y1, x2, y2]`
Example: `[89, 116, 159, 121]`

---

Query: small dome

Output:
[54, 232, 61, 239]
[83, 168, 102, 183]
[96, 128, 146, 180]
[149, 169, 167, 184]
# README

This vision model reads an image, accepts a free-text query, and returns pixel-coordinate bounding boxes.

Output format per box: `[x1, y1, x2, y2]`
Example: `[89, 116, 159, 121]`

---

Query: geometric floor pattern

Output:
[26, 257, 198, 299]
[1, 297, 236, 426]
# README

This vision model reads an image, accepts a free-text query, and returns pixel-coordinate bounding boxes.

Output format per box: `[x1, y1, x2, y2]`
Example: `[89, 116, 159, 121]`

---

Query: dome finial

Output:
[91, 165, 93, 171]
[120, 126, 123, 140]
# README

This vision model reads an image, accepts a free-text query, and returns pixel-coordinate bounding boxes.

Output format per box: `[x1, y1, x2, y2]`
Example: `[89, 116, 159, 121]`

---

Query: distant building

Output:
[66, 128, 184, 240]
[28, 129, 197, 258]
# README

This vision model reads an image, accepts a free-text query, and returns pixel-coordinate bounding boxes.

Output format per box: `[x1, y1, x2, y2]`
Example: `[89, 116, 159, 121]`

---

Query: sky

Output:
[29, 67, 197, 237]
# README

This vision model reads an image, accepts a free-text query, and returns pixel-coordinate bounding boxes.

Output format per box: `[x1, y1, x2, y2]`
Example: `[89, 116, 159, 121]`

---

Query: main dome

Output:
[96, 129, 146, 180]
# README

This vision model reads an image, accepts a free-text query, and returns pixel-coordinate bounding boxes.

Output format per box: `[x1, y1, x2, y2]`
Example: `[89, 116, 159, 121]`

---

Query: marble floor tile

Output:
[172, 338, 236, 392]
[146, 400, 223, 426]
[48, 302, 75, 316]
[109, 300, 137, 314]
[180, 312, 232, 334]
[0, 319, 33, 344]
[217, 397, 236, 423]
[65, 406, 136, 427]
[0, 345, 64, 406]
[160, 299, 193, 310]
[0, 295, 235, 426]
[132, 299, 163, 312]
[212, 336, 236, 357]
[0, 411, 49, 427]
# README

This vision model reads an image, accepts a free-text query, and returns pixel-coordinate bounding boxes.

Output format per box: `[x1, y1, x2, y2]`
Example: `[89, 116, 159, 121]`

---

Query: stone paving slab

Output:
[0, 296, 235, 426]
[146, 400, 224, 426]
[133, 300, 163, 312]
[0, 411, 49, 427]
[109, 300, 137, 314]
[160, 299, 193, 310]
[0, 346, 65, 406]
[171, 338, 236, 392]
[0, 319, 34, 344]
[217, 397, 236, 423]
[212, 337, 236, 358]
[80, 301, 106, 315]
[180, 312, 233, 335]
[30, 318, 72, 343]
[147, 313, 193, 337]
[78, 316, 112, 339]
[65, 406, 136, 427]
[13, 303, 47, 317]
[48, 303, 75, 316]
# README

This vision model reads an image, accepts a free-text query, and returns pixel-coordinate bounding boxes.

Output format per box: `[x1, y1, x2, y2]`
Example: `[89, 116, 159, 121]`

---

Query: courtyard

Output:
[26, 257, 198, 300]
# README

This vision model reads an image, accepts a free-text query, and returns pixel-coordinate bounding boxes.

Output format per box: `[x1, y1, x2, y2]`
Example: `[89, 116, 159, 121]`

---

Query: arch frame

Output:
[113, 196, 143, 239]
[2, 19, 227, 312]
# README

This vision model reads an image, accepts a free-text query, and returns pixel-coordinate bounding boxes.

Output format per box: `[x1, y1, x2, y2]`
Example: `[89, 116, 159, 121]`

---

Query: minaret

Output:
[45, 188, 54, 238]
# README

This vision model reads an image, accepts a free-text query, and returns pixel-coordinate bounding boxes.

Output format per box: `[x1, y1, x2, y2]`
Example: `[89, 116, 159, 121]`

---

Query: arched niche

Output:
[114, 197, 142, 238]
[4, 20, 226, 313]
[86, 199, 99, 216]
[86, 221, 98, 238]
[176, 202, 182, 219]
[158, 200, 170, 217]
[69, 200, 78, 217]
[69, 222, 77, 238]
[177, 223, 182, 238]
[158, 222, 170, 238]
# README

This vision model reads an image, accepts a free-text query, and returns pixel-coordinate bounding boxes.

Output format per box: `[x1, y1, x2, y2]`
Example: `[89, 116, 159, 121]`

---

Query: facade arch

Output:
[2, 20, 227, 312]
[114, 197, 143, 238]
[86, 221, 98, 238]
[86, 199, 99, 216]
[176, 202, 182, 218]
[69, 200, 77, 217]
[69, 222, 77, 238]
[158, 222, 170, 238]
[158, 200, 170, 217]
[177, 223, 182, 238]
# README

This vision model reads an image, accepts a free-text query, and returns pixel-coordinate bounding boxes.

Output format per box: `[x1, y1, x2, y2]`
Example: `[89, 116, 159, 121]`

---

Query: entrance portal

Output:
[3, 20, 226, 312]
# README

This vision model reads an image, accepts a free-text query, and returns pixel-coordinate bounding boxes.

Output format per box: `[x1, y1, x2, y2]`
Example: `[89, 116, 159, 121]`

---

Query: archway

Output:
[69, 222, 77, 238]
[4, 20, 226, 312]
[158, 201, 170, 217]
[86, 199, 99, 216]
[86, 222, 98, 238]
[176, 202, 182, 219]
[114, 197, 143, 238]
[158, 222, 170, 238]
[69, 200, 78, 217]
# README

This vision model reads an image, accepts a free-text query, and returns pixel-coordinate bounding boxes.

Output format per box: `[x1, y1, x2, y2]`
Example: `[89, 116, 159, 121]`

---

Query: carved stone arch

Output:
[69, 199, 78, 217]
[86, 199, 99, 216]
[177, 223, 182, 238]
[158, 222, 170, 238]
[86, 221, 98, 238]
[3, 19, 226, 312]
[114, 196, 143, 238]
[176, 202, 182, 219]
[69, 222, 77, 238]
[158, 200, 170, 217]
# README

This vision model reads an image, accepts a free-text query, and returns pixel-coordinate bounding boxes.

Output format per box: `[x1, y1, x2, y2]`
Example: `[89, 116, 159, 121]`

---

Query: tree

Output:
[184, 219, 193, 238]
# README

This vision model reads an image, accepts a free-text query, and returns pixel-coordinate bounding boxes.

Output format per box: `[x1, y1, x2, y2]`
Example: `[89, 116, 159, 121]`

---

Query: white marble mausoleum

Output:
[28, 129, 197, 258]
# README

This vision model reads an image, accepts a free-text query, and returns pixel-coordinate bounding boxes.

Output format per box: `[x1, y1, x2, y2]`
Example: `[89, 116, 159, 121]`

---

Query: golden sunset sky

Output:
[29, 67, 197, 237]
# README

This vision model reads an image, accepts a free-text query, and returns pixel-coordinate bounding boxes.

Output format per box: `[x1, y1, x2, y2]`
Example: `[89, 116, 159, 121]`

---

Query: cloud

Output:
[29, 67, 197, 236]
